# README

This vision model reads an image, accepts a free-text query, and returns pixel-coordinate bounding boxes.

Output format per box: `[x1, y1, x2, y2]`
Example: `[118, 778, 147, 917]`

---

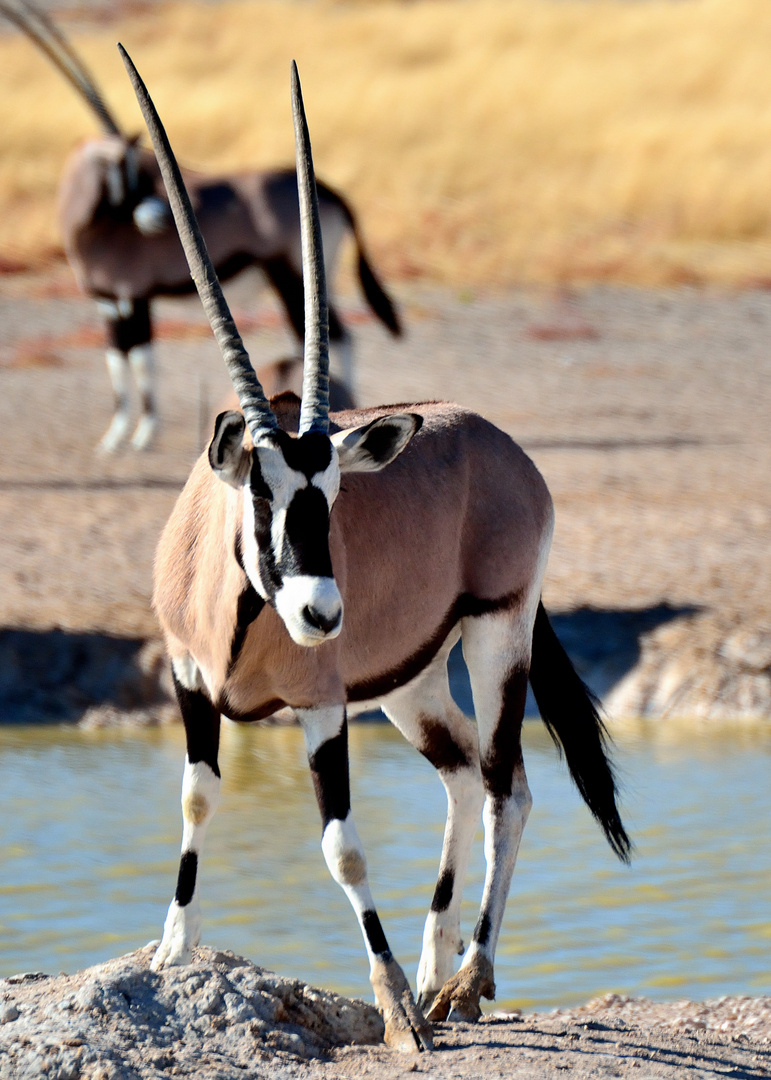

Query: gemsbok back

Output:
[0, 0, 400, 452]
[121, 49, 631, 1052]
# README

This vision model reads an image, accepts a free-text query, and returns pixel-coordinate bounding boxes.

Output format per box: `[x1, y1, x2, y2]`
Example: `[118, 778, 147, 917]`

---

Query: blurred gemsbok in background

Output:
[121, 47, 631, 1053]
[0, 0, 400, 451]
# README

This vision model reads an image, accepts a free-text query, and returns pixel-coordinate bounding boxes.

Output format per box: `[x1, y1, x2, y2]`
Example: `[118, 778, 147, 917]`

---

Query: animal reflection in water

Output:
[0, 0, 398, 451]
[121, 49, 631, 1053]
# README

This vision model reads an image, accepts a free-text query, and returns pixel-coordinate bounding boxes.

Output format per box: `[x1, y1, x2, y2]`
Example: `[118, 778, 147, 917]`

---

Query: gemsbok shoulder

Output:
[0, 0, 399, 451]
[120, 48, 631, 1052]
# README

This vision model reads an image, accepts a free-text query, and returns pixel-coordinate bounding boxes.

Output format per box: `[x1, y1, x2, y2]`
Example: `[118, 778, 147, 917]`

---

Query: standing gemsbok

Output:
[120, 48, 631, 1052]
[0, 0, 400, 452]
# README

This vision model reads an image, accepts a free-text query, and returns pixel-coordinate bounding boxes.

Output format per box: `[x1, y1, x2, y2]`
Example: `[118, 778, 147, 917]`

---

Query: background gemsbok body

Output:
[0, 0, 400, 452]
[121, 48, 631, 1052]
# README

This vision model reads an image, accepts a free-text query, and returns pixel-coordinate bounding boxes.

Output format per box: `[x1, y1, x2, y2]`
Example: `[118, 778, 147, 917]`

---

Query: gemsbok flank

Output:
[120, 48, 631, 1052]
[0, 0, 399, 452]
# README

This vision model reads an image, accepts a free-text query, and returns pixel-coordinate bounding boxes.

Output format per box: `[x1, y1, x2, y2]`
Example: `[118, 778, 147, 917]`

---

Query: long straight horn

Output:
[119, 44, 277, 438]
[291, 62, 330, 436]
[0, 0, 122, 136]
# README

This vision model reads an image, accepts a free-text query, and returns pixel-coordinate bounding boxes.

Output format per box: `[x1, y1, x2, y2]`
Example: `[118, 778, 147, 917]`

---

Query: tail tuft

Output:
[529, 602, 632, 863]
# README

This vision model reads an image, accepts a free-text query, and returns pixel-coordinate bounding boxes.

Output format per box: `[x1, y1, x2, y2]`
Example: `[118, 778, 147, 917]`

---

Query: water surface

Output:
[0, 719, 769, 1009]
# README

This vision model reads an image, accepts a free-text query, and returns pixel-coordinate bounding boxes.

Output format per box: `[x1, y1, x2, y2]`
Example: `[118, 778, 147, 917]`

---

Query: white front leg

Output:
[152, 759, 220, 970]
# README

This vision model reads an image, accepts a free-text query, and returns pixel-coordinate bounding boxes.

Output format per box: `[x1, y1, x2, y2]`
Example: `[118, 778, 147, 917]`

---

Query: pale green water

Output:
[0, 719, 769, 1009]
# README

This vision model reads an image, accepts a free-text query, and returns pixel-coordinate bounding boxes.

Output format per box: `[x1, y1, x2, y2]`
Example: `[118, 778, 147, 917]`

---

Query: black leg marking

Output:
[472, 911, 491, 948]
[175, 851, 198, 907]
[172, 673, 221, 778]
[106, 297, 152, 353]
[362, 910, 391, 958]
[431, 868, 455, 914]
[418, 717, 471, 773]
[308, 723, 351, 828]
[480, 667, 528, 798]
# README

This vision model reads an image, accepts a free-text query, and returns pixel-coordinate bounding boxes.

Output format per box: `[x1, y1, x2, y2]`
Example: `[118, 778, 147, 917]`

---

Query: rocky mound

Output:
[0, 945, 384, 1079]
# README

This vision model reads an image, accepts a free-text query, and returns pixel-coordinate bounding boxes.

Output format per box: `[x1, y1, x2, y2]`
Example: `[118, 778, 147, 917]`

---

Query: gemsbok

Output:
[121, 48, 631, 1052]
[0, 0, 399, 451]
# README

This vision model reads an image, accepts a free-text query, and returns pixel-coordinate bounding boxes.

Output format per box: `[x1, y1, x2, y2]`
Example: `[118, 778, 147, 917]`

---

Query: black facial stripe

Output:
[249, 457, 272, 501]
[282, 487, 333, 578]
[250, 493, 283, 595]
[308, 724, 350, 828]
[105, 298, 151, 354]
[175, 851, 198, 908]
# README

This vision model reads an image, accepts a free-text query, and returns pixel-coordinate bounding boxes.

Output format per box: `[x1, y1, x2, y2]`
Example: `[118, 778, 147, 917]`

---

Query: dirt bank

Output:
[1, 947, 769, 1079]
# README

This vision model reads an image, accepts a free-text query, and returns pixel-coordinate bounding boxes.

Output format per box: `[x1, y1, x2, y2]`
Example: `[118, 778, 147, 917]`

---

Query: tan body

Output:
[155, 398, 553, 718]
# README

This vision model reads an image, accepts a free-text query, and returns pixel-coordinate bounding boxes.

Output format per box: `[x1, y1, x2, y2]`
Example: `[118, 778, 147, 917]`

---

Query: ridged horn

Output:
[118, 44, 278, 438]
[291, 62, 330, 436]
[0, 0, 122, 136]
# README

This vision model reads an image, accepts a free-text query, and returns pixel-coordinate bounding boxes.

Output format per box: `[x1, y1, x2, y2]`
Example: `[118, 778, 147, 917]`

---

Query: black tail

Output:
[356, 247, 402, 337]
[528, 601, 631, 863]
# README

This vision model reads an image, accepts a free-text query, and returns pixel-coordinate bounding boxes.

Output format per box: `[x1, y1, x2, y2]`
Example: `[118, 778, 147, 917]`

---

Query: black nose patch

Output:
[283, 486, 333, 578]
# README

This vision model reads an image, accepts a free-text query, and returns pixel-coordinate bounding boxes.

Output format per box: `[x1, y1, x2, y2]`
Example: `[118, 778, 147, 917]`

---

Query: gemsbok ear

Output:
[208, 410, 249, 487]
[333, 413, 423, 474]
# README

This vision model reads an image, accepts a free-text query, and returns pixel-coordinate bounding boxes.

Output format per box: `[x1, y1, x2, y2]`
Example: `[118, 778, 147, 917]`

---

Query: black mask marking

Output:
[283, 487, 333, 578]
[247, 434, 335, 597]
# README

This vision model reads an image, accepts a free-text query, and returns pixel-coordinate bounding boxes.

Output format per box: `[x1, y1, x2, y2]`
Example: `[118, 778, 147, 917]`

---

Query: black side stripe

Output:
[227, 583, 265, 675]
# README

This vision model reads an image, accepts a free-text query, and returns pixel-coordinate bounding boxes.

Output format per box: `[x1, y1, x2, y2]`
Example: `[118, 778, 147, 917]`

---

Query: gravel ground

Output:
[1, 268, 770, 631]
[0, 947, 769, 1079]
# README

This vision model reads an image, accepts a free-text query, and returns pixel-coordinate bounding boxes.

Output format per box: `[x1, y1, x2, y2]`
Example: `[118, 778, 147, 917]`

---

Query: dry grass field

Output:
[3, 0, 771, 286]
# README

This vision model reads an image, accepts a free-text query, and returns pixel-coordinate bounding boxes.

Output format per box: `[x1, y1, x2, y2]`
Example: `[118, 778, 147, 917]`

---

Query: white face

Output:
[209, 408, 422, 649]
[240, 429, 343, 648]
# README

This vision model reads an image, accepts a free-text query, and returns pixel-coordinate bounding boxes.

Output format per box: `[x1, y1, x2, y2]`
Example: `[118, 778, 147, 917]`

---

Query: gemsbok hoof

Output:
[371, 957, 434, 1052]
[426, 955, 495, 1024]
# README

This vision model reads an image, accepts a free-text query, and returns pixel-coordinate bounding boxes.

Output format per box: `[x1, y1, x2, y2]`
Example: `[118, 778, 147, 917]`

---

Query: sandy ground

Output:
[0, 947, 769, 1079]
[1, 266, 770, 638]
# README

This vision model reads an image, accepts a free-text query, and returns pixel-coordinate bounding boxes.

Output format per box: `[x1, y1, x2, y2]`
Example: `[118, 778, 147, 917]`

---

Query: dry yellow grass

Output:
[2, 0, 771, 285]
